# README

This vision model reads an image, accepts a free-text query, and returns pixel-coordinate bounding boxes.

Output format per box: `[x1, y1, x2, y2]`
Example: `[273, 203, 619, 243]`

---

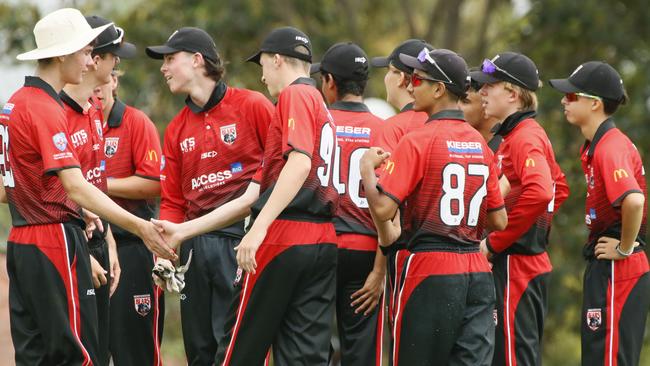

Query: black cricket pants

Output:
[87, 232, 110, 366]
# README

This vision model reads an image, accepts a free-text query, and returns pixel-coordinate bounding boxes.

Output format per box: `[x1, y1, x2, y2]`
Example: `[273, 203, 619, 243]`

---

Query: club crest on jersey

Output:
[220, 123, 237, 145]
[134, 294, 152, 317]
[52, 132, 68, 151]
[586, 308, 602, 331]
[104, 137, 119, 157]
[2, 103, 14, 115]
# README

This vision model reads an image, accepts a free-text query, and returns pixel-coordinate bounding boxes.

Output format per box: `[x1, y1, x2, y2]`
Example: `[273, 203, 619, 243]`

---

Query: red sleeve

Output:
[277, 86, 316, 158]
[251, 165, 263, 184]
[129, 109, 162, 180]
[378, 123, 403, 153]
[33, 109, 80, 174]
[245, 92, 274, 151]
[486, 159, 505, 211]
[552, 167, 569, 213]
[597, 147, 641, 206]
[159, 119, 185, 223]
[376, 135, 424, 205]
[488, 134, 554, 253]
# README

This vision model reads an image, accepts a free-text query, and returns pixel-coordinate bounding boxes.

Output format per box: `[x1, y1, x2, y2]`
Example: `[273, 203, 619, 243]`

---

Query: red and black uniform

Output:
[485, 111, 569, 366]
[61, 91, 113, 365]
[579, 119, 649, 366]
[330, 101, 385, 366]
[377, 110, 504, 366]
[102, 99, 164, 366]
[1, 76, 99, 365]
[377, 103, 428, 331]
[160, 81, 273, 365]
[217, 78, 339, 366]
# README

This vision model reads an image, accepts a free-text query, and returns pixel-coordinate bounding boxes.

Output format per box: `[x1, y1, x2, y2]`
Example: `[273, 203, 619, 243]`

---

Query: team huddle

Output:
[0, 6, 648, 366]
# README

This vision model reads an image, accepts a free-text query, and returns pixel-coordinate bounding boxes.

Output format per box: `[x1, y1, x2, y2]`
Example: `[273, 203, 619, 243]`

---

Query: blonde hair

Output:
[503, 81, 538, 111]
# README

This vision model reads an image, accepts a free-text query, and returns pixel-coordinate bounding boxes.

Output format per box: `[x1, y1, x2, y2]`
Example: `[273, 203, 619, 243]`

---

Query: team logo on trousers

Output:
[134, 294, 152, 317]
[493, 309, 498, 326]
[233, 267, 243, 286]
[220, 123, 237, 145]
[586, 308, 602, 331]
[104, 137, 119, 158]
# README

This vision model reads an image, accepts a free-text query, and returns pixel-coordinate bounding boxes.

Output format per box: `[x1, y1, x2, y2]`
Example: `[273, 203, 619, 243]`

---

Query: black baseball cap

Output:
[370, 39, 434, 73]
[246, 26, 312, 65]
[468, 67, 485, 91]
[85, 16, 136, 59]
[399, 48, 470, 98]
[310, 42, 369, 81]
[472, 52, 540, 91]
[146, 27, 218, 61]
[548, 61, 626, 103]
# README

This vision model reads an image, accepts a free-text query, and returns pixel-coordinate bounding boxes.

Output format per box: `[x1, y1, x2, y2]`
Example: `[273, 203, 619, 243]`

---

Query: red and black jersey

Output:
[103, 99, 163, 240]
[61, 92, 107, 192]
[328, 101, 384, 237]
[0, 77, 81, 226]
[160, 82, 273, 237]
[252, 78, 339, 221]
[581, 119, 647, 253]
[377, 103, 427, 152]
[377, 110, 504, 252]
[486, 111, 569, 255]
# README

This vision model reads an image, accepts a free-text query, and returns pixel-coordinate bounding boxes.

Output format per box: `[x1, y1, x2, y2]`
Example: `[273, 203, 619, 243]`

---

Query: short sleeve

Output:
[34, 109, 80, 174]
[486, 159, 505, 211]
[277, 86, 317, 158]
[597, 148, 641, 206]
[128, 109, 162, 180]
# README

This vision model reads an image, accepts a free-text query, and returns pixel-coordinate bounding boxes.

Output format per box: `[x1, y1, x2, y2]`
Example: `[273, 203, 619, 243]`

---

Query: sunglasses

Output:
[564, 92, 602, 102]
[411, 72, 440, 87]
[417, 48, 453, 84]
[481, 58, 528, 87]
[95, 26, 124, 49]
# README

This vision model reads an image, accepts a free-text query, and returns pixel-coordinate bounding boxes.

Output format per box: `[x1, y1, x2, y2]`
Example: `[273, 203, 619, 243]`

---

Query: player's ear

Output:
[399, 72, 410, 88]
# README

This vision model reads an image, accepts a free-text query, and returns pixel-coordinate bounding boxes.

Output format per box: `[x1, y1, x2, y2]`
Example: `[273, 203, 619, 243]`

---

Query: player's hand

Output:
[361, 147, 391, 170]
[137, 220, 177, 261]
[351, 270, 385, 316]
[107, 240, 121, 297]
[150, 218, 185, 249]
[82, 209, 104, 239]
[90, 255, 108, 288]
[235, 227, 266, 274]
[594, 236, 639, 260]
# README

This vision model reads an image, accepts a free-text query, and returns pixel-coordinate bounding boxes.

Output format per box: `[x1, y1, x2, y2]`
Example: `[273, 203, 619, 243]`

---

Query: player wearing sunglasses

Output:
[473, 52, 570, 366]
[550, 62, 649, 366]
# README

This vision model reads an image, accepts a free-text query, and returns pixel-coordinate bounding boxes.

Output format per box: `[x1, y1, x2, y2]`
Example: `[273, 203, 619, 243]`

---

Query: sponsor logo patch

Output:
[52, 132, 68, 152]
[613, 168, 629, 182]
[446, 140, 483, 154]
[220, 123, 237, 145]
[230, 162, 243, 173]
[336, 125, 371, 139]
[2, 103, 14, 115]
[104, 137, 119, 157]
[586, 308, 602, 331]
[180, 137, 196, 153]
[134, 294, 152, 317]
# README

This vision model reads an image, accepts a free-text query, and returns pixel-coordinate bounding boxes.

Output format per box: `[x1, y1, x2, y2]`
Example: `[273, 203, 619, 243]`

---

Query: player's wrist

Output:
[615, 242, 634, 257]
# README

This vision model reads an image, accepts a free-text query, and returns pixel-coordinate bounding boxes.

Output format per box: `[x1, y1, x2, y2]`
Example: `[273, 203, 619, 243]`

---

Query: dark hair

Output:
[204, 53, 226, 82]
[37, 57, 55, 66]
[322, 72, 366, 99]
[603, 91, 628, 115]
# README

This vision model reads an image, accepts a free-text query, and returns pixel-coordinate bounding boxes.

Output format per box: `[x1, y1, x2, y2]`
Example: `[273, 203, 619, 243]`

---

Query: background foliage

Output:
[1, 0, 649, 364]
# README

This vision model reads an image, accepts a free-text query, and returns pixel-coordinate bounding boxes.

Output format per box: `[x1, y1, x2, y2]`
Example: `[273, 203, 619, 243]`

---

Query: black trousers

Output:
[7, 222, 99, 366]
[179, 233, 240, 365]
[581, 252, 650, 366]
[88, 234, 110, 366]
[108, 237, 164, 366]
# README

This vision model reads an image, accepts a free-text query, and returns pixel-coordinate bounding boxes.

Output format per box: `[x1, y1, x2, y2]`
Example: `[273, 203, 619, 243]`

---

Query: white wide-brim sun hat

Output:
[17, 8, 113, 61]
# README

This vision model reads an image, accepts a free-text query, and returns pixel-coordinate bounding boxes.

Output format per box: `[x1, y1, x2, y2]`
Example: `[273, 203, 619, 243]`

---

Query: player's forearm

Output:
[0, 176, 7, 203]
[106, 224, 117, 252]
[59, 168, 148, 236]
[249, 152, 310, 231]
[487, 207, 508, 231]
[360, 162, 396, 222]
[371, 246, 387, 274]
[619, 192, 644, 252]
[180, 183, 260, 240]
[107, 176, 160, 199]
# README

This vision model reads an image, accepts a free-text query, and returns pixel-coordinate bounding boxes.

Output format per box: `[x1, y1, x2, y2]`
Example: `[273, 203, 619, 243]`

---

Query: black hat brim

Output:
[107, 42, 137, 59]
[309, 63, 321, 75]
[470, 71, 501, 85]
[246, 50, 262, 65]
[370, 56, 390, 68]
[398, 54, 426, 72]
[548, 78, 581, 93]
[145, 45, 180, 59]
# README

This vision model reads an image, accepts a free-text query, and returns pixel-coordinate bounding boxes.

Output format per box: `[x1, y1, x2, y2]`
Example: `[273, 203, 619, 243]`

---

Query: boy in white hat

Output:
[0, 8, 175, 365]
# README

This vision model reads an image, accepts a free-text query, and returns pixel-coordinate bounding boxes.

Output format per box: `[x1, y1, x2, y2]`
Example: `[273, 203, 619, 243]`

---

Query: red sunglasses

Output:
[564, 92, 602, 102]
[411, 73, 439, 87]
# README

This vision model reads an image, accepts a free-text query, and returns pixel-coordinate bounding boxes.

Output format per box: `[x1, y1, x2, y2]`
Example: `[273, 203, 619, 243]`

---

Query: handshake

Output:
[152, 249, 193, 293]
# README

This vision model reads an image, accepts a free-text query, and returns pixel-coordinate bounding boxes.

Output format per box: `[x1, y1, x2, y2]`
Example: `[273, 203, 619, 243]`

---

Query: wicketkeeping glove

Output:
[152, 249, 193, 293]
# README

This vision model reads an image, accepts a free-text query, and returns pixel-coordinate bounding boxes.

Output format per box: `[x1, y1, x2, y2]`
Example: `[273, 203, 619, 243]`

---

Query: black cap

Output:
[472, 52, 539, 91]
[86, 15, 136, 59]
[399, 48, 469, 98]
[468, 67, 485, 91]
[246, 26, 312, 65]
[548, 61, 626, 102]
[310, 42, 369, 81]
[146, 27, 218, 61]
[370, 39, 434, 73]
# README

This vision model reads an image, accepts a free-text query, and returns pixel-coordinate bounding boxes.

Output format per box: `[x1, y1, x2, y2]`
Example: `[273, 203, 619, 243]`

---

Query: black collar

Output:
[488, 135, 503, 153]
[400, 102, 414, 113]
[185, 81, 227, 114]
[584, 118, 616, 158]
[329, 101, 370, 113]
[290, 77, 317, 87]
[25, 76, 63, 108]
[426, 109, 465, 123]
[492, 110, 536, 136]
[59, 90, 84, 114]
[107, 99, 127, 128]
